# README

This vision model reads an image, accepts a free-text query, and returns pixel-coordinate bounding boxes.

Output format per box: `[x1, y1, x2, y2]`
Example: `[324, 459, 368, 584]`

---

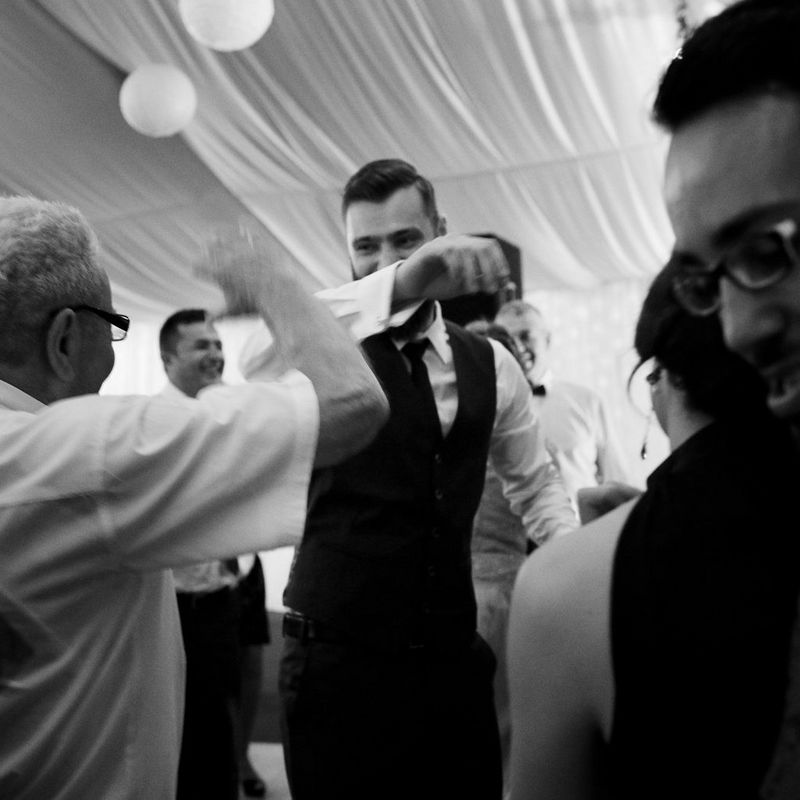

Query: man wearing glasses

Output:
[0, 195, 389, 799]
[505, 3, 800, 800]
[653, 1, 800, 796]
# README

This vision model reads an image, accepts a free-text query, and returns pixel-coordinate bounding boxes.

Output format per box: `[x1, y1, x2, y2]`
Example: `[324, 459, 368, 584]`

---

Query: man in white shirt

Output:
[158, 307, 255, 800]
[0, 195, 389, 800]
[496, 299, 630, 507]
[236, 159, 577, 800]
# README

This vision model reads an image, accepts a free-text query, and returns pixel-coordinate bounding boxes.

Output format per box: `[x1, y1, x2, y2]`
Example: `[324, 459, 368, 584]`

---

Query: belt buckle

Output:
[284, 611, 313, 642]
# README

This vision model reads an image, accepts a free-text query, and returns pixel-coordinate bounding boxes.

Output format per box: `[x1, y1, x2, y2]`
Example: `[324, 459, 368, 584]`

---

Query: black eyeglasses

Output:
[672, 218, 800, 316]
[68, 305, 130, 341]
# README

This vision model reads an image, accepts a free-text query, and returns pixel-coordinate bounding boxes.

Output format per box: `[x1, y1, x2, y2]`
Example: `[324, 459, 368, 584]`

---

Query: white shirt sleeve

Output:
[94, 373, 317, 569]
[489, 341, 579, 545]
[240, 265, 423, 379]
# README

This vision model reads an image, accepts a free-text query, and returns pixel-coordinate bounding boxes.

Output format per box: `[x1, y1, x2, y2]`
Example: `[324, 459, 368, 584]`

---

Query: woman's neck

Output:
[668, 406, 714, 451]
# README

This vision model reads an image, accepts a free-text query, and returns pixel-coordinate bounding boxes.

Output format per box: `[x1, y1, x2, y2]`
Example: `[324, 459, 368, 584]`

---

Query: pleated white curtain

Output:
[0, 0, 684, 323]
[0, 0, 688, 605]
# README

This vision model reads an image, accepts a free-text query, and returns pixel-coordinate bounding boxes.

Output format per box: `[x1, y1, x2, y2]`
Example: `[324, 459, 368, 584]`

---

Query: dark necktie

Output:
[401, 339, 440, 434]
[224, 558, 240, 577]
[531, 383, 546, 396]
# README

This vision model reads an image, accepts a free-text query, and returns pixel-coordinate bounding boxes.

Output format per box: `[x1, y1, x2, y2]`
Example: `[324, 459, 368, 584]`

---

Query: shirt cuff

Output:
[350, 263, 422, 340]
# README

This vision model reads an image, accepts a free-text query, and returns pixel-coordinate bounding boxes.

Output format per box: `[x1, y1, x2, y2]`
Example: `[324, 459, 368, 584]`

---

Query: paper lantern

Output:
[179, 0, 275, 52]
[119, 64, 197, 138]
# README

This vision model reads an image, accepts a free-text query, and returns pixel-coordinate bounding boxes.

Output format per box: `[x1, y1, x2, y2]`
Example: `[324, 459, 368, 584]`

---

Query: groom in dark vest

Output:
[278, 159, 577, 800]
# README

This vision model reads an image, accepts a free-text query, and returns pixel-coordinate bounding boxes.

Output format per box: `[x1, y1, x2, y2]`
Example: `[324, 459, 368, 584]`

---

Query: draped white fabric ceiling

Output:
[0, 0, 687, 323]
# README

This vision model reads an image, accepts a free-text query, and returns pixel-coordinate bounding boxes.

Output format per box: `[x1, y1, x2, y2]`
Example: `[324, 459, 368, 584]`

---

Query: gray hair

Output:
[496, 299, 541, 321]
[0, 196, 106, 365]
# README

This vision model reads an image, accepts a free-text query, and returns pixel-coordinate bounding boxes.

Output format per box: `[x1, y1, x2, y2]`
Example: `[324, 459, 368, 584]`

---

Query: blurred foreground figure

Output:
[508, 262, 800, 800]
[654, 2, 800, 795]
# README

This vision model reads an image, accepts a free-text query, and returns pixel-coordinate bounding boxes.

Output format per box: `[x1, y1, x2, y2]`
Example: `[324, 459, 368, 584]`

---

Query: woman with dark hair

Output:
[507, 263, 800, 800]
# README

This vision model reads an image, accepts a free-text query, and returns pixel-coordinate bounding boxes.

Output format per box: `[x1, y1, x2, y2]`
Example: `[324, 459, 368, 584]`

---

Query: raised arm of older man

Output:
[200, 230, 389, 467]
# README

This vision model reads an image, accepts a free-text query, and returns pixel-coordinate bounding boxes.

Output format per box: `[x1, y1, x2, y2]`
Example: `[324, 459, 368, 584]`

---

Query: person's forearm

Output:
[201, 229, 389, 468]
[250, 267, 389, 468]
[315, 265, 421, 341]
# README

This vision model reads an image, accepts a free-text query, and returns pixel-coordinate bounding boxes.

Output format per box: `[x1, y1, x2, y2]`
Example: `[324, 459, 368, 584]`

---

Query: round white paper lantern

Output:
[119, 64, 197, 138]
[179, 0, 275, 52]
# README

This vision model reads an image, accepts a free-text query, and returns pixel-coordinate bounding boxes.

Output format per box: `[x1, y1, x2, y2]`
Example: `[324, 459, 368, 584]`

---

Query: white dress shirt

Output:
[534, 371, 630, 508]
[159, 380, 244, 594]
[241, 265, 577, 544]
[0, 373, 317, 800]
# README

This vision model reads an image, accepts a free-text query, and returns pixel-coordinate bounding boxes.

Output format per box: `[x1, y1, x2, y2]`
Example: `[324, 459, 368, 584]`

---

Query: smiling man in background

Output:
[159, 308, 243, 800]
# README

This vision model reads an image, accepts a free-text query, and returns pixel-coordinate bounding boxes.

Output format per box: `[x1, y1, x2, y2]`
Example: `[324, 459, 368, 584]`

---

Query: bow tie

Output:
[531, 383, 546, 396]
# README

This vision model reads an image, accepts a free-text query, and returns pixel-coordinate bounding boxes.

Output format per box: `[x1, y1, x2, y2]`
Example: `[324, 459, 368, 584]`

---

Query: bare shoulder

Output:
[508, 499, 638, 799]
[510, 498, 638, 740]
[515, 497, 637, 609]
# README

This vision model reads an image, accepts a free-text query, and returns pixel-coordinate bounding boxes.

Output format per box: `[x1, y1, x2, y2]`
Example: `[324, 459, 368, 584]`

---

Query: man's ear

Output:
[45, 308, 79, 382]
[436, 215, 447, 237]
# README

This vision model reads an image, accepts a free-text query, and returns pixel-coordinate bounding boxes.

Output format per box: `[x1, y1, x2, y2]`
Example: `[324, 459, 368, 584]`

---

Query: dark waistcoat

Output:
[284, 321, 496, 652]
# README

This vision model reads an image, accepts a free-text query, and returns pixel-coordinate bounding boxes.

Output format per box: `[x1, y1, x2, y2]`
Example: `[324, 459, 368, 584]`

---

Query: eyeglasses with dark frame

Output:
[671, 218, 800, 316]
[68, 305, 130, 341]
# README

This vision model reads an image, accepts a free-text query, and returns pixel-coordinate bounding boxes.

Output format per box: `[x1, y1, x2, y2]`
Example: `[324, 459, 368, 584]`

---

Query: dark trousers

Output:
[176, 587, 241, 800]
[279, 629, 502, 800]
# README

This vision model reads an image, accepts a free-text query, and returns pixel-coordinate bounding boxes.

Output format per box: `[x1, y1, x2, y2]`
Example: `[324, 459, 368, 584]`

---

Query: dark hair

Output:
[159, 308, 209, 354]
[653, 0, 800, 130]
[341, 158, 439, 223]
[632, 262, 766, 420]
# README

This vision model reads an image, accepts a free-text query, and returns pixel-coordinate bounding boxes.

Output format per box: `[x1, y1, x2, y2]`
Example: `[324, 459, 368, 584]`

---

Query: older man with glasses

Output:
[0, 195, 389, 800]
[64, 304, 130, 339]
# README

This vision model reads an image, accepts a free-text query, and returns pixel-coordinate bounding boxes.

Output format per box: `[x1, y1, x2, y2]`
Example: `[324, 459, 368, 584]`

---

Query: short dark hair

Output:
[632, 263, 766, 421]
[159, 308, 209, 354]
[341, 158, 439, 223]
[653, 0, 800, 131]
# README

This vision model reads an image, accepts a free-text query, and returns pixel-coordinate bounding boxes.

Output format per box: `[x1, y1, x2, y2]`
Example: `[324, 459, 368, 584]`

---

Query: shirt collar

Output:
[392, 302, 450, 365]
[159, 380, 189, 400]
[0, 378, 46, 413]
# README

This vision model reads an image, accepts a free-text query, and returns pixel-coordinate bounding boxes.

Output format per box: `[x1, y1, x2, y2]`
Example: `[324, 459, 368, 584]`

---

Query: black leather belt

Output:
[282, 611, 472, 654]
[282, 611, 350, 644]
